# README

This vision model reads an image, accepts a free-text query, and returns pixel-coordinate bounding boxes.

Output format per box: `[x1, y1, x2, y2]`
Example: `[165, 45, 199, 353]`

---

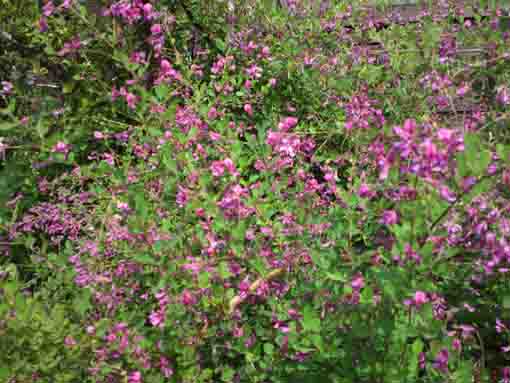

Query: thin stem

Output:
[426, 168, 504, 237]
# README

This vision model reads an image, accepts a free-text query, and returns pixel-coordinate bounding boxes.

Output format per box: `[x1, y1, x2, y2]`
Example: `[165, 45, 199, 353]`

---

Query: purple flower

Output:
[43, 1, 55, 16]
[64, 335, 77, 347]
[159, 356, 174, 377]
[497, 319, 508, 333]
[502, 367, 510, 383]
[244, 103, 253, 116]
[380, 210, 398, 225]
[419, 352, 426, 369]
[150, 23, 162, 35]
[149, 310, 165, 328]
[128, 371, 142, 383]
[38, 17, 48, 32]
[181, 289, 197, 306]
[51, 141, 71, 155]
[208, 107, 218, 120]
[497, 86, 510, 106]
[439, 185, 456, 203]
[1, 81, 13, 95]
[413, 291, 428, 306]
[278, 117, 299, 132]
[358, 183, 375, 199]
[210, 160, 225, 177]
[432, 348, 449, 373]
[351, 275, 365, 290]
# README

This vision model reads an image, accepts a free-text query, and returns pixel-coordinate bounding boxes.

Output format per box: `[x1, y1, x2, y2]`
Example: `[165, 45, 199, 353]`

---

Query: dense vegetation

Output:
[1, 0, 510, 382]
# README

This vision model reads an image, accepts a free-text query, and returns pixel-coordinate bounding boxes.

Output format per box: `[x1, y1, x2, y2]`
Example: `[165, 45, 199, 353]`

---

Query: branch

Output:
[228, 268, 286, 315]
[427, 167, 504, 235]
[177, 0, 222, 54]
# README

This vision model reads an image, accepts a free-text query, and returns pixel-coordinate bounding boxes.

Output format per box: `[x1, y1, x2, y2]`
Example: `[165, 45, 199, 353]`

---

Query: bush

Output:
[1, 0, 510, 382]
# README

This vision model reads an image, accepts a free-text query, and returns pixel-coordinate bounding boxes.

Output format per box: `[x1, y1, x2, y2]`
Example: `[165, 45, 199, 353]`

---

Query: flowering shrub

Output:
[2, 0, 510, 382]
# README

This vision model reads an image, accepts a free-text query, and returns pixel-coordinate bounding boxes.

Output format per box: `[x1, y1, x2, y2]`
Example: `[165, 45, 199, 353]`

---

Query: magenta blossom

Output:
[404, 291, 429, 308]
[128, 371, 142, 383]
[380, 210, 399, 225]
[244, 103, 253, 116]
[181, 289, 197, 306]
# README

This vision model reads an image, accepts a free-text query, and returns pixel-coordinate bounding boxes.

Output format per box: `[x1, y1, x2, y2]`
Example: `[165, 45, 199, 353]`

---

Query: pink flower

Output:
[64, 336, 77, 347]
[244, 103, 253, 116]
[150, 24, 162, 35]
[432, 349, 449, 373]
[278, 117, 299, 131]
[181, 290, 197, 306]
[1, 81, 13, 95]
[497, 86, 510, 106]
[143, 3, 156, 20]
[43, 1, 55, 16]
[452, 338, 462, 351]
[159, 356, 174, 377]
[128, 371, 142, 383]
[380, 210, 398, 225]
[502, 367, 510, 383]
[208, 107, 218, 120]
[439, 185, 456, 203]
[351, 275, 365, 290]
[52, 141, 71, 154]
[149, 310, 165, 328]
[413, 291, 429, 306]
[358, 183, 375, 199]
[223, 158, 238, 176]
[456, 83, 470, 97]
[125, 93, 138, 109]
[38, 17, 48, 32]
[116, 201, 130, 212]
[210, 161, 225, 177]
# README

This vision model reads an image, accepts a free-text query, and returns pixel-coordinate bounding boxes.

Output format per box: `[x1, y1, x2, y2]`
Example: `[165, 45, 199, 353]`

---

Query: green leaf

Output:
[215, 38, 226, 52]
[302, 305, 321, 332]
[451, 361, 474, 383]
[411, 338, 423, 357]
[218, 262, 232, 279]
[221, 367, 235, 382]
[456, 152, 468, 178]
[133, 253, 159, 265]
[423, 24, 442, 49]
[0, 121, 18, 131]
[497, 143, 510, 164]
[198, 272, 210, 288]
[263, 343, 274, 355]
[63, 82, 75, 94]
[74, 289, 92, 316]
[474, 150, 491, 176]
[464, 132, 480, 172]
[408, 338, 424, 378]
[361, 287, 374, 304]
[326, 272, 345, 282]
[503, 295, 510, 309]
[0, 366, 9, 380]
[155, 84, 169, 101]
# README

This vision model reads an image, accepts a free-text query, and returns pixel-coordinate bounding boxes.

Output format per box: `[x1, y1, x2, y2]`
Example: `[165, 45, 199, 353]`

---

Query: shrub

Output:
[1, 0, 510, 382]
